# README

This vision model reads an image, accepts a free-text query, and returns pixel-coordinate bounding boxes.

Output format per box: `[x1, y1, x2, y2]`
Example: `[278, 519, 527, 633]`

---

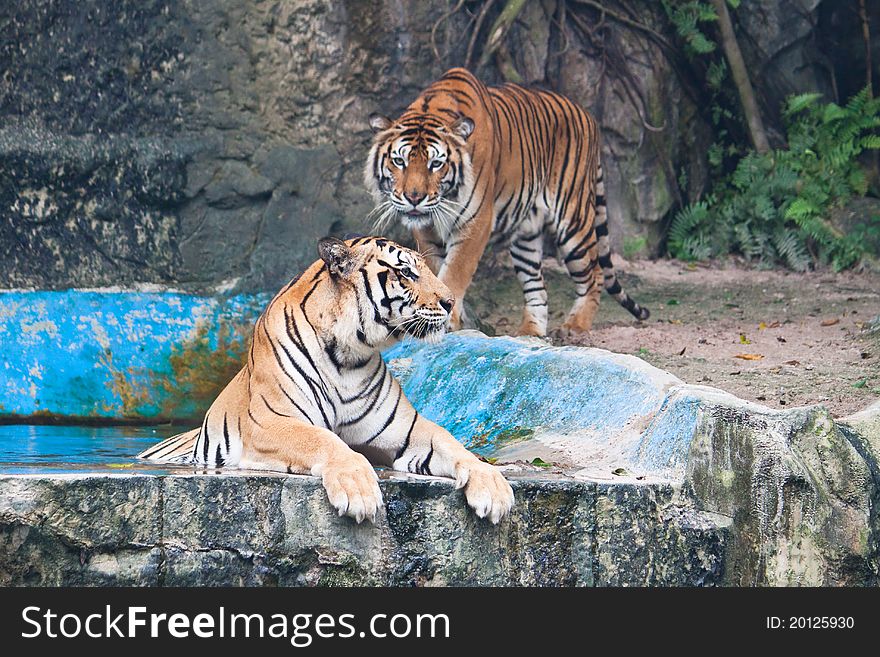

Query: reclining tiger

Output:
[365, 67, 649, 337]
[139, 236, 515, 524]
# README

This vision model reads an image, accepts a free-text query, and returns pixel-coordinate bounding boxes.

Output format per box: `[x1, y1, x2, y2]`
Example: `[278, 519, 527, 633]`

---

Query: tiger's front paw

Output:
[455, 461, 515, 524]
[321, 453, 383, 524]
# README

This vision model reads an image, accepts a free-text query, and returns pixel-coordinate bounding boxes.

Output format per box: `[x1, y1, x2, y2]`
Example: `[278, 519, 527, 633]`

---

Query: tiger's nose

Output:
[439, 297, 454, 313]
[404, 191, 425, 206]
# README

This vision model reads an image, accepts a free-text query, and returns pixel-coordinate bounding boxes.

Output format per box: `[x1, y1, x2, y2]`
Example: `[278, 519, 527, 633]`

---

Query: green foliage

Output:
[663, 1, 743, 174]
[662, 0, 717, 55]
[669, 88, 880, 271]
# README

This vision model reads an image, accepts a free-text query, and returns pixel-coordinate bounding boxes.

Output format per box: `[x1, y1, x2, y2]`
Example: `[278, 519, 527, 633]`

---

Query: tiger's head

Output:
[317, 236, 454, 346]
[364, 113, 474, 233]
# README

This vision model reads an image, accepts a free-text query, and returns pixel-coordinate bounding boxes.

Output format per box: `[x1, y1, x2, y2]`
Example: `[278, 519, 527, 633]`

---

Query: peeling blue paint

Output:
[0, 290, 267, 419]
[633, 393, 701, 471]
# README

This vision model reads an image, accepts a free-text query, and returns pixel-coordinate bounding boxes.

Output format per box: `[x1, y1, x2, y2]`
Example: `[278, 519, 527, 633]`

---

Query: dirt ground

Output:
[467, 251, 880, 418]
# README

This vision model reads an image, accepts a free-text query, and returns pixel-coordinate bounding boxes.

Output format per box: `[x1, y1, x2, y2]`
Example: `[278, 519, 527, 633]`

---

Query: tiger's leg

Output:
[240, 418, 383, 524]
[438, 205, 494, 330]
[393, 415, 514, 523]
[412, 224, 446, 275]
[511, 210, 548, 336]
[556, 205, 602, 334]
[362, 410, 514, 524]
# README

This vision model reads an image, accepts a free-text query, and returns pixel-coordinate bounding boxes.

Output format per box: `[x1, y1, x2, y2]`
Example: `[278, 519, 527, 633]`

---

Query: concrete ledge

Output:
[0, 472, 730, 587]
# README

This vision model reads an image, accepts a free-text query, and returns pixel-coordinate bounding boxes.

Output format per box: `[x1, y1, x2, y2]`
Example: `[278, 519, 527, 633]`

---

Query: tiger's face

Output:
[319, 236, 455, 343]
[364, 113, 474, 232]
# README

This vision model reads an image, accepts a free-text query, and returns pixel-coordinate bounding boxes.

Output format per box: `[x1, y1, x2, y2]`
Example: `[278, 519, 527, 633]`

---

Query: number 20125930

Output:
[767, 617, 854, 630]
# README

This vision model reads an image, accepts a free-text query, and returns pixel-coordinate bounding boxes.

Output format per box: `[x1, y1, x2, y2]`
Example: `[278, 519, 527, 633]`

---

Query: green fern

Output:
[784, 93, 822, 117]
[668, 201, 712, 258]
[669, 86, 880, 270]
[771, 228, 810, 272]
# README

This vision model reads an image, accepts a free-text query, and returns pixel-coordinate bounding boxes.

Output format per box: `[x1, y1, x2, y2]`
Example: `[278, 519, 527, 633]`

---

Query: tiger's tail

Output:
[137, 428, 199, 463]
[594, 158, 650, 321]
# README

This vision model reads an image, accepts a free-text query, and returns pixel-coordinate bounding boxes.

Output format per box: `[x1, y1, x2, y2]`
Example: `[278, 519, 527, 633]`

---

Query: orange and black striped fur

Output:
[365, 67, 649, 336]
[139, 237, 514, 524]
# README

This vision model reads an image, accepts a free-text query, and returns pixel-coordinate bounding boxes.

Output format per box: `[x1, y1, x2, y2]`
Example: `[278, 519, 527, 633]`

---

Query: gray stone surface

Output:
[1, 400, 876, 587]
[0, 473, 733, 586]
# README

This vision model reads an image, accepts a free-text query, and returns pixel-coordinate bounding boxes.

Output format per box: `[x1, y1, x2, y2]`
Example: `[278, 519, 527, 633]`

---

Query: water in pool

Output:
[0, 424, 184, 474]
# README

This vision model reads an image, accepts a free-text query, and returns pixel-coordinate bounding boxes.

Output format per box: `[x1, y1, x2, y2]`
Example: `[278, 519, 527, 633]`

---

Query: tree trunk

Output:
[710, 0, 770, 154]
[858, 0, 873, 98]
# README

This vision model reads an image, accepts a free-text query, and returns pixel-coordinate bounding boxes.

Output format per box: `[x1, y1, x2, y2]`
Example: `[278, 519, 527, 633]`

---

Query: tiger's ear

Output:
[450, 116, 474, 141]
[318, 237, 356, 277]
[369, 114, 393, 132]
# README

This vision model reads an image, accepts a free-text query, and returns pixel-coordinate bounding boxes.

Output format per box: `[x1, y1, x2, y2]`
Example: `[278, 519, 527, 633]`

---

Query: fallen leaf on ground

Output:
[612, 467, 628, 476]
[820, 318, 840, 327]
[734, 353, 764, 360]
[784, 359, 800, 365]
[739, 333, 751, 344]
[852, 379, 868, 389]
[678, 346, 686, 356]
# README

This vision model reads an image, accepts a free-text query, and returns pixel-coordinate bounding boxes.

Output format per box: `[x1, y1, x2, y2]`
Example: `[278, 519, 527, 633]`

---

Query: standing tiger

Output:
[139, 236, 514, 524]
[365, 67, 649, 336]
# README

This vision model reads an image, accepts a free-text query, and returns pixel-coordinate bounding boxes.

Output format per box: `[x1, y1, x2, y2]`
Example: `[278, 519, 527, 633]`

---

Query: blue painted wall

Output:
[0, 290, 267, 420]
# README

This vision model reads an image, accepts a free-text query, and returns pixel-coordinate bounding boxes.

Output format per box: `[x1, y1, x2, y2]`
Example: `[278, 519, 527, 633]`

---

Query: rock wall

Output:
[0, 0, 854, 291]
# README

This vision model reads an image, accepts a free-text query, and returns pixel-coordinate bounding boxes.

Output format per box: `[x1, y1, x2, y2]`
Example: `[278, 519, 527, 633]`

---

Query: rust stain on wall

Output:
[158, 321, 250, 418]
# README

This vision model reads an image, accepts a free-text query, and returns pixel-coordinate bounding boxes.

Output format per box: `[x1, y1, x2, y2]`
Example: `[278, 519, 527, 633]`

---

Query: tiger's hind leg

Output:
[555, 205, 602, 335]
[137, 427, 200, 463]
[511, 209, 549, 336]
